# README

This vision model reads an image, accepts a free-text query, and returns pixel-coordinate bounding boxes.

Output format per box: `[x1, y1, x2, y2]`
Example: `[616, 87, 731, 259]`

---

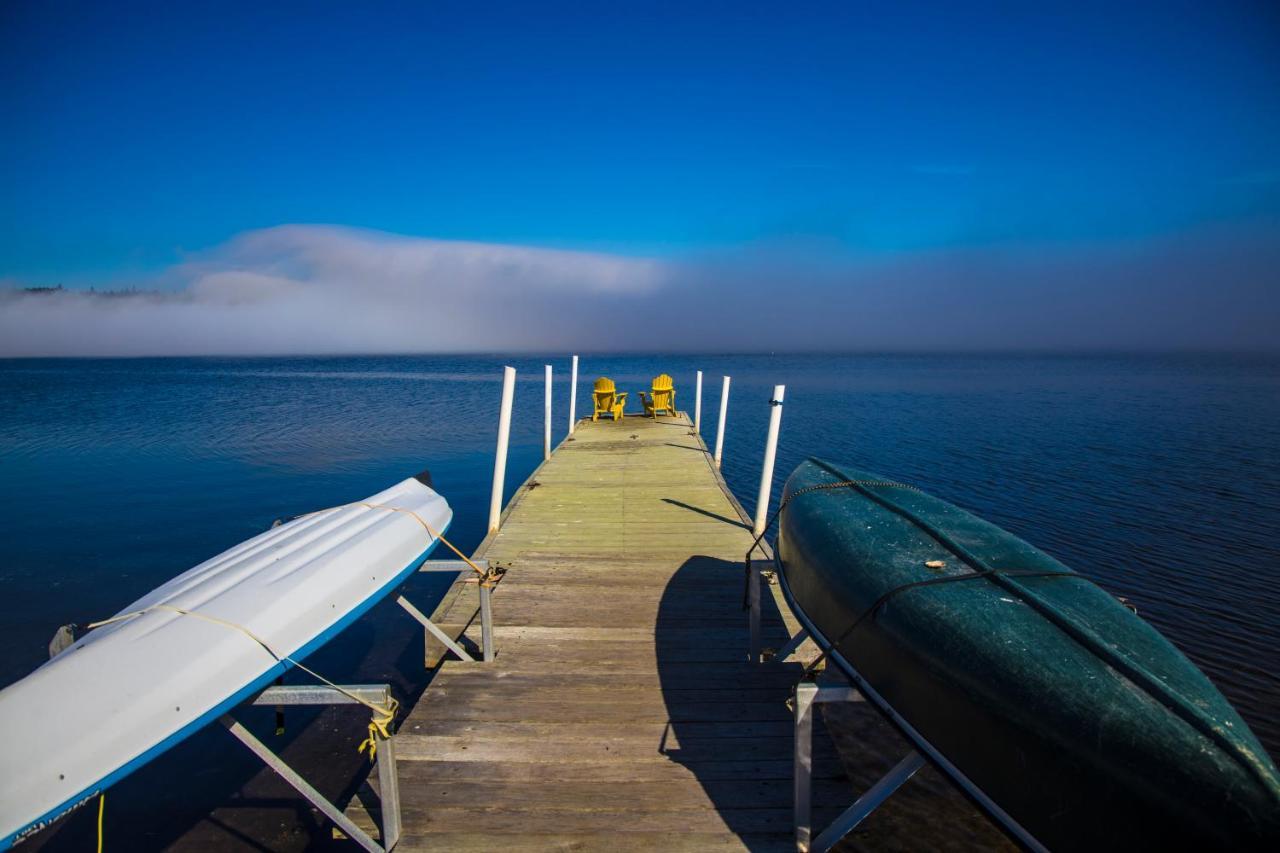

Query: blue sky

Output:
[1, 2, 1278, 353]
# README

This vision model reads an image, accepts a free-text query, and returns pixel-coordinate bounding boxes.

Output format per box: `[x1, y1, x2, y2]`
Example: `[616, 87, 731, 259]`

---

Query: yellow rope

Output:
[355, 502, 486, 577]
[96, 793, 104, 853]
[88, 603, 398, 761]
[290, 500, 483, 577]
[357, 695, 400, 762]
[92, 605, 397, 760]
[81, 498, 478, 762]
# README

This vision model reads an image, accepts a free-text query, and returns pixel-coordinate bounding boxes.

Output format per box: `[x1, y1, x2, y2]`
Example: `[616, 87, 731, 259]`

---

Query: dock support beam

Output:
[544, 364, 553, 460]
[793, 681, 925, 852]
[568, 354, 579, 434]
[223, 684, 401, 853]
[694, 370, 703, 432]
[714, 375, 731, 468]
[489, 366, 516, 534]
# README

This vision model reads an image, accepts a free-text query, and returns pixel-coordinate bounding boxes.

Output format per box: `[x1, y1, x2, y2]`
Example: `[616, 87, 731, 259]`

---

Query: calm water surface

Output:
[2, 354, 1277, 845]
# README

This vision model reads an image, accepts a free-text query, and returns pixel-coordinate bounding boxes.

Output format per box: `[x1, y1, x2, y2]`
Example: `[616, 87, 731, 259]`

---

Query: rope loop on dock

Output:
[358, 695, 400, 763]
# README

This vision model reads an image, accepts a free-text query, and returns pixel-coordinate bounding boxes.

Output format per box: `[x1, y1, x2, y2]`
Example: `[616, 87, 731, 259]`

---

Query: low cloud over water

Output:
[1, 223, 1276, 355]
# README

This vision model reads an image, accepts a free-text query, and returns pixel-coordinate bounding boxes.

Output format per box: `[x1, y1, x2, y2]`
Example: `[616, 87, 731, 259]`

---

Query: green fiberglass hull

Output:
[777, 458, 1280, 850]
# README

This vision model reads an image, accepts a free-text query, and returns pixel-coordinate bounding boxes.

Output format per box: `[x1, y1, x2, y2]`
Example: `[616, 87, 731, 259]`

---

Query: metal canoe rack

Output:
[746, 558, 1049, 853]
[227, 557, 501, 853]
[791, 678, 926, 852]
[223, 683, 401, 853]
[397, 558, 498, 664]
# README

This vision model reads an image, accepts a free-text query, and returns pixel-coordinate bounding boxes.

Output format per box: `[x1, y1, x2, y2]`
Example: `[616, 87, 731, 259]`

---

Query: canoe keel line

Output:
[0, 473, 454, 850]
[768, 457, 1280, 850]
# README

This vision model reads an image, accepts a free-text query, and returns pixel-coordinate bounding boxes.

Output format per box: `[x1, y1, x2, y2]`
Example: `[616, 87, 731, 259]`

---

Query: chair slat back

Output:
[650, 374, 675, 414]
[594, 377, 618, 413]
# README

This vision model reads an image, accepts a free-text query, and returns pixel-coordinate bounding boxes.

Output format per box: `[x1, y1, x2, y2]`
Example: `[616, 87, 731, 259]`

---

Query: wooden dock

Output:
[348, 411, 850, 850]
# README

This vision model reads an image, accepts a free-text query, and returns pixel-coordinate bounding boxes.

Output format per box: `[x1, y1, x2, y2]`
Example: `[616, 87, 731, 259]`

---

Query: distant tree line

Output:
[12, 284, 145, 298]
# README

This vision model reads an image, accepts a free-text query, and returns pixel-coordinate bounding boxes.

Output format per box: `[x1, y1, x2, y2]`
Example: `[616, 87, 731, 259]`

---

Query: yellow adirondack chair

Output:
[592, 377, 627, 421]
[640, 373, 677, 418]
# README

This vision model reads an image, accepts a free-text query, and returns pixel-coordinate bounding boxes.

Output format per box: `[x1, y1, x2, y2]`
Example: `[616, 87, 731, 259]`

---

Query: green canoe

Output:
[776, 458, 1280, 850]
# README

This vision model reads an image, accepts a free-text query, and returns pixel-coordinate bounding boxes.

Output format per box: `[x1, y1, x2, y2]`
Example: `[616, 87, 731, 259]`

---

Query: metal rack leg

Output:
[747, 560, 766, 662]
[397, 595, 475, 663]
[810, 751, 925, 852]
[479, 582, 495, 663]
[222, 717, 384, 853]
[402, 560, 497, 666]
[374, 729, 402, 849]
[794, 679, 921, 852]
[221, 684, 403, 851]
[794, 681, 818, 850]
[773, 627, 809, 663]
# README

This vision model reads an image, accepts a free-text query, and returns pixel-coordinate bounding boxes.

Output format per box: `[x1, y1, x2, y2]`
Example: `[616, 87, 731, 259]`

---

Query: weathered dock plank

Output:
[347, 410, 845, 849]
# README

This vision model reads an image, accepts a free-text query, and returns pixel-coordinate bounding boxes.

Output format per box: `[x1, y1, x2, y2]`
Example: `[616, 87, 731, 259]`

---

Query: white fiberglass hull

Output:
[0, 474, 451, 848]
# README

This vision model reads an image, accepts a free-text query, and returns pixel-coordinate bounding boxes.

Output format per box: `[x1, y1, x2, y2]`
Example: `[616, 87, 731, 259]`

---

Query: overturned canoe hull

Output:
[778, 458, 1280, 850]
[0, 474, 452, 849]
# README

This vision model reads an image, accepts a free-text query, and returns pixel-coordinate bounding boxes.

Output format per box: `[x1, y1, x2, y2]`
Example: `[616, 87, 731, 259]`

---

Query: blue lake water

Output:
[2, 353, 1278, 846]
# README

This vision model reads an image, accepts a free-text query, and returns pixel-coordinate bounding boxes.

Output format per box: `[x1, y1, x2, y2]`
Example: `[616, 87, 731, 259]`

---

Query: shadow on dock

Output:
[657, 561, 1016, 850]
[661, 498, 751, 529]
[654, 555, 846, 849]
[654, 556, 1014, 851]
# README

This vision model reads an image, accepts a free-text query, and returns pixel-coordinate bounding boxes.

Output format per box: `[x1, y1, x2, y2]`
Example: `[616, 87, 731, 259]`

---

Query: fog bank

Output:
[2, 224, 1276, 356]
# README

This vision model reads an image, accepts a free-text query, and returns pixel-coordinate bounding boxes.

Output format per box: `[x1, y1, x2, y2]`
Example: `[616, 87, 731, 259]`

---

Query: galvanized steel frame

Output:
[399, 559, 495, 664]
[792, 680, 925, 851]
[752, 558, 1050, 853]
[222, 683, 401, 852]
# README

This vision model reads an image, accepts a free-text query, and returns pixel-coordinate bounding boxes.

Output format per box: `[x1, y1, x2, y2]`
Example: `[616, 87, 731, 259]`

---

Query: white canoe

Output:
[0, 474, 451, 849]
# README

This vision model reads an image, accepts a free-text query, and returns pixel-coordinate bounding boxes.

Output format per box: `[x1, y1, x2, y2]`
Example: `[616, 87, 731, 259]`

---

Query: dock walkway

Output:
[352, 412, 848, 850]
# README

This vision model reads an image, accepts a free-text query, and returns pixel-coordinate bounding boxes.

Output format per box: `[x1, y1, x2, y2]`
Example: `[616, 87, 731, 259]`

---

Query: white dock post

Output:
[544, 364, 553, 460]
[568, 354, 579, 434]
[713, 375, 731, 468]
[488, 365, 516, 534]
[694, 370, 703, 432]
[753, 384, 786, 537]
